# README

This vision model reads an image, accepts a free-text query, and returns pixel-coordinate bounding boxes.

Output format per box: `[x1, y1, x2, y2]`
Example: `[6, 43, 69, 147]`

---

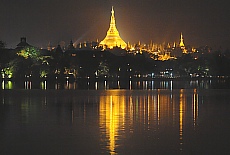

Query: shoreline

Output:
[1, 76, 229, 82]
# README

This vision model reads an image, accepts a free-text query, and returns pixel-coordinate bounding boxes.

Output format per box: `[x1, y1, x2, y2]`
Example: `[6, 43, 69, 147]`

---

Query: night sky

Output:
[1, 0, 230, 49]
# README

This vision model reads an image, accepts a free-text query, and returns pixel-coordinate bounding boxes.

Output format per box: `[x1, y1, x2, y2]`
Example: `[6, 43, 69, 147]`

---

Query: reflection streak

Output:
[24, 81, 32, 89]
[193, 89, 199, 129]
[179, 90, 183, 150]
[100, 91, 126, 154]
[1, 81, 13, 89]
[2, 80, 5, 89]
[0, 85, 203, 154]
[99, 89, 199, 154]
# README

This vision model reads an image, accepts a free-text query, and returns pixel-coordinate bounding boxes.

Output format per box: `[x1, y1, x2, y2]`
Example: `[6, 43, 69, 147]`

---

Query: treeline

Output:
[0, 43, 230, 80]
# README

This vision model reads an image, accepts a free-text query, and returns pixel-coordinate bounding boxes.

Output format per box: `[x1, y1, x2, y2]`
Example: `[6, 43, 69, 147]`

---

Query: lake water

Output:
[1, 79, 230, 154]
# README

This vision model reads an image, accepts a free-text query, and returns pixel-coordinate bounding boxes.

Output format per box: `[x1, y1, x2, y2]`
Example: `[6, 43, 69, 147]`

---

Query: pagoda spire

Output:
[179, 32, 185, 47]
[108, 6, 118, 35]
[100, 7, 127, 49]
[111, 6, 115, 20]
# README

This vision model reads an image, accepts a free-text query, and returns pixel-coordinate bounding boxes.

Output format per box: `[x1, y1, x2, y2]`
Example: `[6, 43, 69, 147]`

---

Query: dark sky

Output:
[0, 0, 230, 49]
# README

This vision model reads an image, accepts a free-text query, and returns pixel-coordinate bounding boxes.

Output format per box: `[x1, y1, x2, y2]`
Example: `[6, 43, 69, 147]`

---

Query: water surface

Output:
[1, 89, 230, 154]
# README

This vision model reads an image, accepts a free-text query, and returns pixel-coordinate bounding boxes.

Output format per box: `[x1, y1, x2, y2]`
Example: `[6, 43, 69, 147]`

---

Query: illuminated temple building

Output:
[100, 7, 127, 49]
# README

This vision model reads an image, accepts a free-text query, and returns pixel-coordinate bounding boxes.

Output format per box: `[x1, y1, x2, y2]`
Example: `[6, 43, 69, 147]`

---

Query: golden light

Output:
[100, 7, 127, 49]
[99, 90, 126, 154]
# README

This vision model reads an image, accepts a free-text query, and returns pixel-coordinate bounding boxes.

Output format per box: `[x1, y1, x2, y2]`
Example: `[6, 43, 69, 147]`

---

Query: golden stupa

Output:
[179, 32, 185, 47]
[100, 7, 127, 49]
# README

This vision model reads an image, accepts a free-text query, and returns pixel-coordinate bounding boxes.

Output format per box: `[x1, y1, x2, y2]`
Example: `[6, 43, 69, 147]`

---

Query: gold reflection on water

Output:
[193, 89, 199, 129]
[147, 96, 150, 129]
[99, 89, 200, 154]
[129, 96, 134, 131]
[179, 90, 183, 150]
[179, 89, 185, 151]
[153, 95, 158, 127]
[99, 91, 125, 154]
[157, 92, 160, 125]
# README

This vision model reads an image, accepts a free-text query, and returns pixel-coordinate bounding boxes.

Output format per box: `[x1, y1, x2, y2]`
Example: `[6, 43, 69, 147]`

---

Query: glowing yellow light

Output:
[179, 33, 185, 47]
[2, 81, 5, 89]
[99, 90, 126, 154]
[193, 89, 199, 129]
[7, 81, 13, 89]
[179, 89, 186, 151]
[100, 7, 127, 49]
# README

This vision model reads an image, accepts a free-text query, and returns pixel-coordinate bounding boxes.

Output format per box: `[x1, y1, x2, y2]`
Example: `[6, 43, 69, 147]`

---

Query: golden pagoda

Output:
[100, 7, 127, 49]
[179, 32, 185, 48]
[179, 32, 188, 53]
